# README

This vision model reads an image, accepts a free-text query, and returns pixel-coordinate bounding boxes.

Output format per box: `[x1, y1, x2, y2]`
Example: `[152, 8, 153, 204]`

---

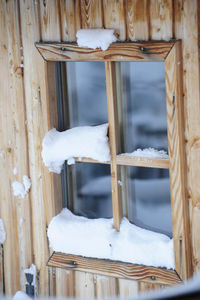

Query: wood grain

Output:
[150, 0, 173, 40]
[165, 42, 192, 280]
[174, 0, 200, 273]
[0, 0, 33, 294]
[105, 61, 122, 231]
[48, 253, 181, 285]
[60, 0, 81, 41]
[125, 0, 149, 41]
[36, 42, 174, 62]
[80, 0, 103, 29]
[103, 0, 126, 40]
[116, 155, 169, 169]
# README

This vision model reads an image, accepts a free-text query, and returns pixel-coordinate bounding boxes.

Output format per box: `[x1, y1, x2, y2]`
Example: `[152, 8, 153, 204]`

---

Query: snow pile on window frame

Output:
[0, 219, 6, 244]
[48, 208, 174, 270]
[120, 148, 169, 159]
[76, 29, 117, 51]
[42, 123, 110, 174]
[12, 175, 31, 199]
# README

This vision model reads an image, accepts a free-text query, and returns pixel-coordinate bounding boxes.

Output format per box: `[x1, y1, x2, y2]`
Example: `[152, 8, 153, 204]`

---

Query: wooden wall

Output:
[0, 0, 199, 297]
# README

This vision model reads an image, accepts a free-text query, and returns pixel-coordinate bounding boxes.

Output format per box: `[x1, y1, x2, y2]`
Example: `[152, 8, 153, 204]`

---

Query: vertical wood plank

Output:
[75, 272, 95, 299]
[80, 0, 103, 28]
[0, 0, 34, 294]
[174, 0, 200, 273]
[0, 246, 4, 295]
[150, 0, 173, 40]
[39, 0, 61, 41]
[165, 42, 192, 280]
[125, 0, 149, 41]
[96, 275, 117, 299]
[118, 278, 138, 297]
[60, 0, 81, 41]
[138, 281, 161, 293]
[103, 0, 126, 40]
[19, 0, 63, 296]
[55, 269, 74, 298]
[105, 62, 122, 231]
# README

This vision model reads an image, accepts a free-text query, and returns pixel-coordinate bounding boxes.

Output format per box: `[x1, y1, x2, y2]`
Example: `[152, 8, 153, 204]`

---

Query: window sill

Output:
[48, 252, 181, 286]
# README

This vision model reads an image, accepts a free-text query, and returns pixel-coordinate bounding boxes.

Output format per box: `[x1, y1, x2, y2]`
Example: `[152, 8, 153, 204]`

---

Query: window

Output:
[36, 41, 192, 284]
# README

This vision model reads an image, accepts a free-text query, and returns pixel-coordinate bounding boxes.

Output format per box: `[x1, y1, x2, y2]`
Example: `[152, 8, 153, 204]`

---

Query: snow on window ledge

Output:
[47, 208, 174, 270]
[42, 123, 110, 174]
[76, 29, 117, 51]
[120, 148, 169, 159]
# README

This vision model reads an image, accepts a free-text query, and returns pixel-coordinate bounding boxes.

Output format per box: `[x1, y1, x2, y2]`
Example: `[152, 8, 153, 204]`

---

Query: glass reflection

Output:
[70, 163, 112, 219]
[117, 61, 168, 153]
[123, 166, 172, 237]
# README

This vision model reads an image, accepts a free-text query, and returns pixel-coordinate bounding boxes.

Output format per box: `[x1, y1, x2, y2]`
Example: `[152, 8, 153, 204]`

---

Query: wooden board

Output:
[116, 155, 169, 169]
[165, 42, 192, 280]
[48, 252, 181, 286]
[36, 42, 174, 62]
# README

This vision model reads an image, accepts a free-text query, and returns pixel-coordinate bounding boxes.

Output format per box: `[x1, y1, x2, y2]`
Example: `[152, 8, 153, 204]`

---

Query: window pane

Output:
[116, 61, 168, 153]
[122, 166, 172, 237]
[69, 163, 112, 219]
[66, 61, 108, 126]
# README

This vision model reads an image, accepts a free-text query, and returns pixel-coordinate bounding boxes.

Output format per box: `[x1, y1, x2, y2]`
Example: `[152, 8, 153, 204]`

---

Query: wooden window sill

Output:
[48, 252, 181, 286]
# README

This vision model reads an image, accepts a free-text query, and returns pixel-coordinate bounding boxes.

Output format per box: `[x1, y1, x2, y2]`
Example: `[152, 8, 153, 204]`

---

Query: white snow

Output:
[13, 291, 31, 300]
[42, 124, 110, 174]
[13, 167, 17, 175]
[120, 148, 169, 159]
[12, 175, 31, 199]
[24, 264, 36, 287]
[76, 29, 117, 51]
[0, 219, 6, 244]
[23, 175, 31, 192]
[48, 208, 174, 269]
[67, 157, 75, 165]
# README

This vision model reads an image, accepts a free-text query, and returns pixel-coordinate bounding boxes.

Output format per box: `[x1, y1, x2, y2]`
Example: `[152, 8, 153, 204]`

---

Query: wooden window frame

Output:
[36, 41, 192, 285]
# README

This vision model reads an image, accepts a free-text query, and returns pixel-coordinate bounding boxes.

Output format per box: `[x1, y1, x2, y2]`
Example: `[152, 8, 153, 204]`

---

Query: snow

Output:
[13, 291, 31, 300]
[13, 167, 17, 175]
[42, 123, 110, 174]
[120, 148, 169, 159]
[76, 29, 117, 51]
[48, 208, 174, 269]
[24, 264, 36, 287]
[12, 175, 31, 199]
[0, 219, 6, 244]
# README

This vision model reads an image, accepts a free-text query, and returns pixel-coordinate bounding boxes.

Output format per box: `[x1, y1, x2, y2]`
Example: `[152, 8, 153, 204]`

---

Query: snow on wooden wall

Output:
[0, 0, 200, 297]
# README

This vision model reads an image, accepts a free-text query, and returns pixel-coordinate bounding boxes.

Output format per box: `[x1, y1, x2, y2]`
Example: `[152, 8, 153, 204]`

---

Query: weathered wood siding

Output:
[0, 0, 199, 297]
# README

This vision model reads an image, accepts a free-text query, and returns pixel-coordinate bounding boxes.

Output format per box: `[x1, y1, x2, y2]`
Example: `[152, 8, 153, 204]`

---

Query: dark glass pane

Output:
[117, 61, 168, 153]
[122, 166, 172, 237]
[66, 61, 108, 126]
[70, 163, 112, 219]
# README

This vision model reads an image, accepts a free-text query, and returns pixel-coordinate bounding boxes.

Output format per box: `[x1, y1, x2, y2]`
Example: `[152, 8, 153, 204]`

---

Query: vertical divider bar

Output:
[105, 61, 122, 231]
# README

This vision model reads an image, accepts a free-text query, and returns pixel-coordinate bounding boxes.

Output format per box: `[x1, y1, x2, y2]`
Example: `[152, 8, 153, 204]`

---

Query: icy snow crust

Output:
[120, 148, 169, 159]
[76, 29, 117, 51]
[48, 208, 174, 269]
[42, 124, 110, 173]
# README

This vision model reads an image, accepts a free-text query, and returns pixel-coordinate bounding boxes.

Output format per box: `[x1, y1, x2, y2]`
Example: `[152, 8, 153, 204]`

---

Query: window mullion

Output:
[105, 61, 122, 231]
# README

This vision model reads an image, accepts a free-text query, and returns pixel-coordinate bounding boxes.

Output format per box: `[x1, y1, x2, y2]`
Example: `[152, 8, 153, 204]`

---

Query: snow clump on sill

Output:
[42, 123, 110, 174]
[120, 148, 169, 159]
[76, 29, 117, 51]
[13, 291, 31, 300]
[48, 208, 174, 270]
[12, 175, 31, 199]
[0, 219, 6, 244]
